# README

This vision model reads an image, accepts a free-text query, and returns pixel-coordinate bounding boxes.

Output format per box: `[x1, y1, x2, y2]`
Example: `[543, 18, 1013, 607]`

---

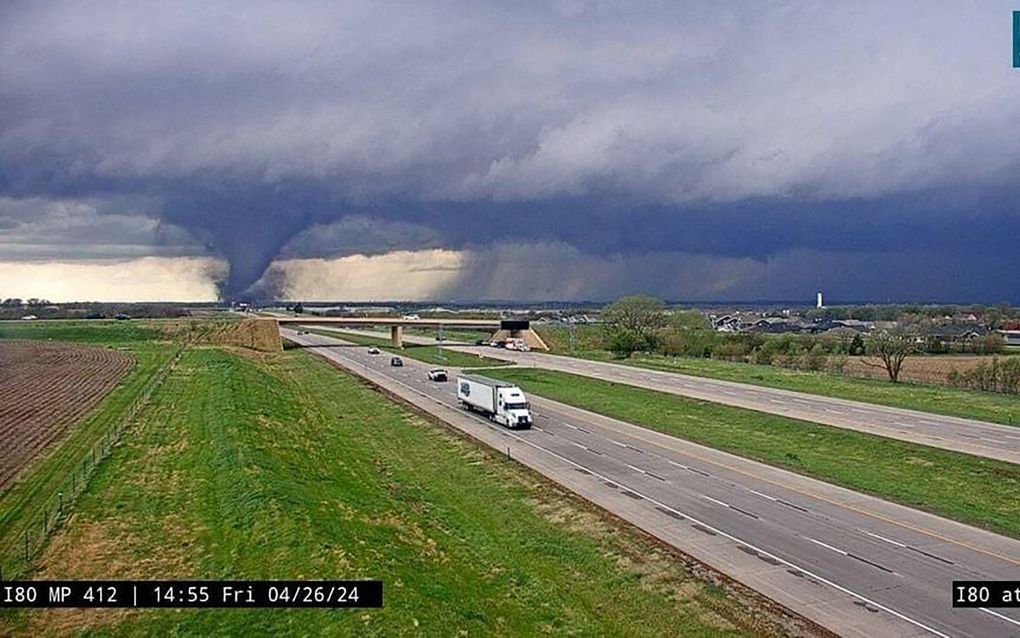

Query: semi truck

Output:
[456, 374, 533, 429]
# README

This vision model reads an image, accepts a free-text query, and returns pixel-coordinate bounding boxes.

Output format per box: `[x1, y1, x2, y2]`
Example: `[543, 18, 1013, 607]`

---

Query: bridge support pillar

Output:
[390, 325, 404, 348]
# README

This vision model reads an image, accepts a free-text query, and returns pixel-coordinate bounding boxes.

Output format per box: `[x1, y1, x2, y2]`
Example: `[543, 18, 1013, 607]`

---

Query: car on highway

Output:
[427, 368, 448, 382]
[367, 347, 381, 354]
[390, 357, 404, 367]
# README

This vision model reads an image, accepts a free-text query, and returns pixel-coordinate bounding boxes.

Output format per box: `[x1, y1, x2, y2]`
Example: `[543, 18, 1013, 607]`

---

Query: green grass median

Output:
[492, 368, 1020, 540]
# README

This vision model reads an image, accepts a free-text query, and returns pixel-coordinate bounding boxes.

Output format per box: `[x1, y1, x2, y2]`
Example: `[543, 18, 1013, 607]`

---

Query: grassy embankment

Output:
[304, 328, 511, 368]
[0, 321, 180, 577]
[536, 325, 1020, 426]
[493, 367, 1020, 540]
[1, 343, 777, 636]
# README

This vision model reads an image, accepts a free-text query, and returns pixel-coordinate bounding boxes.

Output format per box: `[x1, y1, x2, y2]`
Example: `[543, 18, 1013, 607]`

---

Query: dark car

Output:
[390, 357, 404, 367]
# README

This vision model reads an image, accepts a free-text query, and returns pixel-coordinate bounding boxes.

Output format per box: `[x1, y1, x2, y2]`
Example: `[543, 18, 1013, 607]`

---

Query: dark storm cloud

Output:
[1, 1, 1019, 300]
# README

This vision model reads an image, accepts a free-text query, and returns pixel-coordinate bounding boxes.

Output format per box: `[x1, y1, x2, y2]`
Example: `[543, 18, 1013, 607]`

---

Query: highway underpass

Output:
[283, 327, 1020, 638]
[275, 316, 546, 349]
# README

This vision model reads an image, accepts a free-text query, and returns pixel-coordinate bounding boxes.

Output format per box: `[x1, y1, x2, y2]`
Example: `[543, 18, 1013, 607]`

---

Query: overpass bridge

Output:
[273, 316, 548, 349]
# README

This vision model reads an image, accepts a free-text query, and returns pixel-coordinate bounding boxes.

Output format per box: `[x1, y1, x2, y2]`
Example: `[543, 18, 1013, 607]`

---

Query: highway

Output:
[310, 326, 1020, 465]
[285, 328, 1020, 638]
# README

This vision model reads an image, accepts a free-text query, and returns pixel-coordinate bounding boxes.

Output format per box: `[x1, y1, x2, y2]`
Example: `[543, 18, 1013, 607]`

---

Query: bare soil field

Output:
[0, 340, 134, 489]
[843, 355, 1006, 385]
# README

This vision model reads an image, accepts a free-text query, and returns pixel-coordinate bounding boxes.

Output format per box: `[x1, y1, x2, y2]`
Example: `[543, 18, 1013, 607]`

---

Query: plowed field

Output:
[0, 340, 134, 488]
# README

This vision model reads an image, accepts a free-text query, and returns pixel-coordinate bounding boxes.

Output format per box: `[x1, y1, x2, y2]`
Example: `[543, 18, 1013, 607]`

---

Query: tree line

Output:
[599, 295, 1008, 384]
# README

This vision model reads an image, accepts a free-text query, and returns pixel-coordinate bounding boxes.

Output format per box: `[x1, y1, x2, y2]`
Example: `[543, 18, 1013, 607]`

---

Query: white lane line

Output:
[608, 439, 629, 448]
[893, 421, 915, 428]
[562, 422, 578, 430]
[865, 531, 906, 548]
[805, 536, 848, 556]
[294, 332, 949, 638]
[981, 608, 1020, 628]
[746, 488, 777, 502]
[667, 460, 689, 470]
[626, 464, 647, 474]
[571, 441, 588, 450]
[702, 495, 730, 508]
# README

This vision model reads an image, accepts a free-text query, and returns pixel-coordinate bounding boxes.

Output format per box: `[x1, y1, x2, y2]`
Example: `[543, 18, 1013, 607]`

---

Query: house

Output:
[712, 315, 741, 332]
[832, 319, 873, 332]
[749, 317, 799, 333]
[929, 324, 987, 342]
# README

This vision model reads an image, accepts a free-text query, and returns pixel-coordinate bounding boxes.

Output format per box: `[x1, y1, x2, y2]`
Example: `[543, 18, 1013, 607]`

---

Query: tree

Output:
[669, 309, 709, 331]
[601, 295, 667, 356]
[848, 333, 865, 356]
[293, 302, 305, 314]
[863, 330, 916, 383]
[606, 329, 647, 357]
[602, 295, 666, 336]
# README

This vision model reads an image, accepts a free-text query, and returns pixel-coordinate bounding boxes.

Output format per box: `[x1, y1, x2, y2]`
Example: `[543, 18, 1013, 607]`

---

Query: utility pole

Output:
[437, 323, 445, 363]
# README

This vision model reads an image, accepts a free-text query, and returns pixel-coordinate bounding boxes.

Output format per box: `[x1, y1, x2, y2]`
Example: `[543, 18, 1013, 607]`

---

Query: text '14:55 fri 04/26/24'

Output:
[0, 581, 383, 608]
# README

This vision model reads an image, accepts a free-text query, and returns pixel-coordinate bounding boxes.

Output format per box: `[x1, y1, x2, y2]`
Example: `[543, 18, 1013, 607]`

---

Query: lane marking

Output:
[747, 488, 777, 502]
[981, 608, 1020, 629]
[866, 531, 906, 548]
[703, 495, 730, 508]
[626, 464, 647, 474]
[806, 537, 848, 556]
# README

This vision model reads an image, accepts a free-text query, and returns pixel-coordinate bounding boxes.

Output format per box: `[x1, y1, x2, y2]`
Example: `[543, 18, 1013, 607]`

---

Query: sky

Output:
[1, 1, 1019, 303]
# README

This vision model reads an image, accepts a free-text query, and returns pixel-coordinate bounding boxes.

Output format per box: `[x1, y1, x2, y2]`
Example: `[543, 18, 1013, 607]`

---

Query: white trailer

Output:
[456, 374, 533, 429]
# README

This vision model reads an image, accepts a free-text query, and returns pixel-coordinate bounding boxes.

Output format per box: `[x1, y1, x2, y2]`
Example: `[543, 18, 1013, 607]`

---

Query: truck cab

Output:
[495, 386, 532, 428]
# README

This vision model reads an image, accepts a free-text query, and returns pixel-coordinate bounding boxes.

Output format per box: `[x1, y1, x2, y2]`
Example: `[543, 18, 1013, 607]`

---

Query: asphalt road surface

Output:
[285, 328, 1020, 638]
[313, 326, 1020, 466]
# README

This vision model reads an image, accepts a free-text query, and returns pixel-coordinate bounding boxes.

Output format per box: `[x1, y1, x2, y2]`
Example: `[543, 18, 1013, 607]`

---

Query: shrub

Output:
[711, 342, 750, 362]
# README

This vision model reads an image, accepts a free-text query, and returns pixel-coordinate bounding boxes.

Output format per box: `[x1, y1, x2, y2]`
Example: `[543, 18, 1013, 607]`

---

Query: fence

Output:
[0, 343, 187, 580]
